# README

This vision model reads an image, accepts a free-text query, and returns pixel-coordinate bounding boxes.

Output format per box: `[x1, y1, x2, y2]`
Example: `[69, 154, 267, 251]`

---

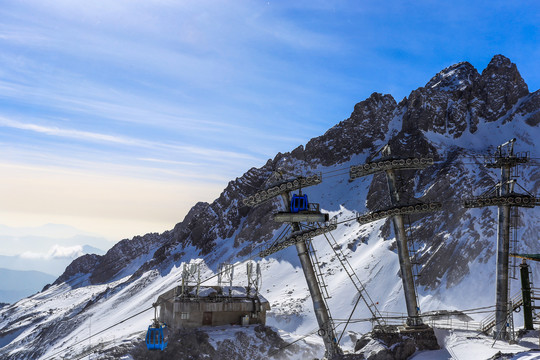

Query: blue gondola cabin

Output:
[291, 194, 308, 213]
[146, 323, 168, 351]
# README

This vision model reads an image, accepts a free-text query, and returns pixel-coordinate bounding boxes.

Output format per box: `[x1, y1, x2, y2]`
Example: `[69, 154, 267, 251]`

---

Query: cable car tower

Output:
[463, 138, 539, 340]
[244, 174, 342, 359]
[350, 145, 441, 328]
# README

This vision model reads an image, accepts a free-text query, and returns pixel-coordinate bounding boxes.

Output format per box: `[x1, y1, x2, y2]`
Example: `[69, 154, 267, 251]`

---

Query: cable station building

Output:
[157, 285, 270, 329]
[155, 261, 270, 330]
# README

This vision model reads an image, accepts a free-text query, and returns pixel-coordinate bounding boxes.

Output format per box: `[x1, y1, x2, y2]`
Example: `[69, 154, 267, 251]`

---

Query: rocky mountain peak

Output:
[425, 61, 479, 92]
[485, 54, 521, 73]
[476, 54, 529, 122]
[401, 55, 532, 136]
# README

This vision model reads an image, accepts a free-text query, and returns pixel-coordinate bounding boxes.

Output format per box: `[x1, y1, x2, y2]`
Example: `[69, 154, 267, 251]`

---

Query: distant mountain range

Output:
[0, 268, 56, 303]
[0, 224, 109, 304]
[0, 223, 111, 257]
[0, 245, 105, 275]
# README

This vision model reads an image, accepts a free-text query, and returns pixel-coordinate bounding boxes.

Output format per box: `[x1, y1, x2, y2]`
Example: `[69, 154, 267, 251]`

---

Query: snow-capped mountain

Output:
[0, 55, 538, 359]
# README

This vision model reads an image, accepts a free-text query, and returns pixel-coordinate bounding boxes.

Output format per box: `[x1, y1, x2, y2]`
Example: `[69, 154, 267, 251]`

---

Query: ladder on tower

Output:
[305, 238, 334, 310]
[305, 237, 332, 301]
[321, 229, 386, 328]
[405, 215, 422, 311]
[528, 253, 538, 324]
[509, 207, 520, 280]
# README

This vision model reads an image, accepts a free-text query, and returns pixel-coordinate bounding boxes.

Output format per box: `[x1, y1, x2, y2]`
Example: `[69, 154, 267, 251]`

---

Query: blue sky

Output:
[0, 0, 538, 251]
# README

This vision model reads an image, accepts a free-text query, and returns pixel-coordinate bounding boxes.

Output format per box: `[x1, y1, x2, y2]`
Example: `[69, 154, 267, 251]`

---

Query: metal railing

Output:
[479, 293, 523, 334]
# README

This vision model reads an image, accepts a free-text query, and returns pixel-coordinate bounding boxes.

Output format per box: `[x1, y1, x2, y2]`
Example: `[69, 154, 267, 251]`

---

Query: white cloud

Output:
[48, 245, 85, 259]
[0, 117, 138, 146]
[20, 245, 84, 260]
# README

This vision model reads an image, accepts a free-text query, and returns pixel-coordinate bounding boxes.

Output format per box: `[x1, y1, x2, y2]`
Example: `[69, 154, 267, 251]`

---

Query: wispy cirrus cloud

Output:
[0, 116, 261, 162]
[0, 117, 137, 146]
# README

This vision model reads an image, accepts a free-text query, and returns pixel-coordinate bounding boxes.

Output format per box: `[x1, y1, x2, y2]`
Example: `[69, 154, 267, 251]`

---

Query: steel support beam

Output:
[280, 193, 342, 358]
[520, 261, 534, 330]
[243, 175, 322, 207]
[273, 212, 329, 223]
[494, 165, 511, 340]
[258, 221, 337, 257]
[350, 157, 434, 179]
[385, 169, 422, 326]
[356, 203, 442, 224]
[463, 195, 538, 209]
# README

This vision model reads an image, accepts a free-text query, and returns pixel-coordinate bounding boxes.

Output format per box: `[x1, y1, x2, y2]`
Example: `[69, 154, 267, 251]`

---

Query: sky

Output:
[0, 0, 539, 256]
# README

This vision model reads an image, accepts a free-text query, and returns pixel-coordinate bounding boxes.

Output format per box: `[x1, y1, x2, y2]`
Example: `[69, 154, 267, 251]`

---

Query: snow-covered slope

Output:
[0, 55, 539, 359]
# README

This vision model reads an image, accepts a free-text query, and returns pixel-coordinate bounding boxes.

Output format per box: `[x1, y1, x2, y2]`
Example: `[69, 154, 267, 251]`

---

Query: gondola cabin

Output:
[291, 194, 308, 213]
[146, 323, 168, 351]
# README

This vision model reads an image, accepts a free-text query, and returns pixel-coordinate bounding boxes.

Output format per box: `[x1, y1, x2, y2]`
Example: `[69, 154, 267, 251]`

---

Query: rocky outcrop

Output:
[476, 55, 529, 123]
[54, 232, 169, 286]
[355, 326, 440, 360]
[402, 61, 480, 136]
[304, 92, 398, 166]
[53, 253, 100, 285]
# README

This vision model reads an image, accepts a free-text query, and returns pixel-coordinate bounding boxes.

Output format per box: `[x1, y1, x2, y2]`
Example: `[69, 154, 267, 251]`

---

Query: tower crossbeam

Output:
[356, 203, 442, 224]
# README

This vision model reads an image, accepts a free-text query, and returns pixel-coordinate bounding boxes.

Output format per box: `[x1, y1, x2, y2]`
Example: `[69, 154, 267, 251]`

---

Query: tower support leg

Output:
[295, 239, 341, 358]
[520, 261, 534, 331]
[280, 192, 341, 358]
[392, 214, 422, 326]
[494, 165, 511, 340]
[385, 169, 422, 326]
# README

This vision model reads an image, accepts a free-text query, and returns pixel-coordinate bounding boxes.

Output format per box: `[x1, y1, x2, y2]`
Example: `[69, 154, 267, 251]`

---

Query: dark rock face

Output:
[403, 61, 479, 136]
[401, 55, 530, 136]
[53, 253, 100, 285]
[477, 55, 529, 123]
[512, 90, 540, 127]
[304, 92, 398, 166]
